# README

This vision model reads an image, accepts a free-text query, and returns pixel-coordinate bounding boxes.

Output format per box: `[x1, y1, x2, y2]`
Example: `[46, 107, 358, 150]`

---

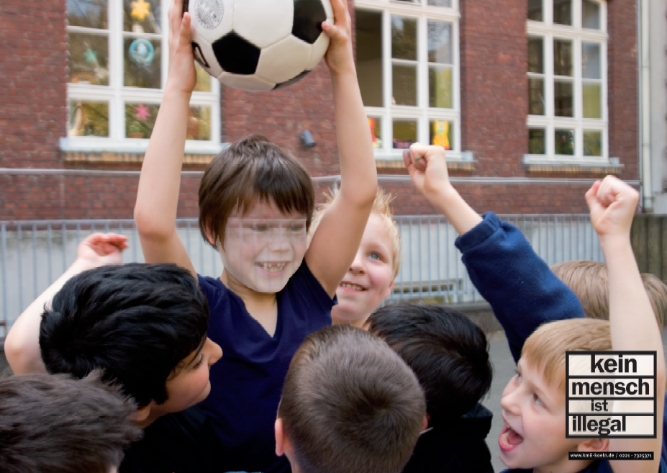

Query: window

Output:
[526, 0, 607, 162]
[354, 0, 460, 160]
[64, 0, 220, 153]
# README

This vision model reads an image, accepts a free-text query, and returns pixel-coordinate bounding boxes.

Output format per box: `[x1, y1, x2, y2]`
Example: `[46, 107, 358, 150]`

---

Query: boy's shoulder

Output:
[120, 406, 224, 473]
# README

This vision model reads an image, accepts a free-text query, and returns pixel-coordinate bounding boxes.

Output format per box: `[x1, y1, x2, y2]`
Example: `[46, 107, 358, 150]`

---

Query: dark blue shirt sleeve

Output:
[454, 212, 585, 363]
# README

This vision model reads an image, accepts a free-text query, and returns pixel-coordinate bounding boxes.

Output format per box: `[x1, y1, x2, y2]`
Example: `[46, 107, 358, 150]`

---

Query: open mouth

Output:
[339, 282, 367, 291]
[257, 262, 287, 273]
[498, 424, 524, 452]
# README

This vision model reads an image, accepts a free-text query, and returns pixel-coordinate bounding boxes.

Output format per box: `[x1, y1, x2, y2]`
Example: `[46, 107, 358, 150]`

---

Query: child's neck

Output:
[533, 457, 591, 473]
[221, 270, 278, 336]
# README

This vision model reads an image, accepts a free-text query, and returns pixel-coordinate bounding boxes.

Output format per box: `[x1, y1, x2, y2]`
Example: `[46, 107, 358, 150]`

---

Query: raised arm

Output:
[5, 233, 127, 374]
[587, 177, 666, 473]
[405, 144, 584, 362]
[134, 0, 195, 277]
[305, 0, 378, 297]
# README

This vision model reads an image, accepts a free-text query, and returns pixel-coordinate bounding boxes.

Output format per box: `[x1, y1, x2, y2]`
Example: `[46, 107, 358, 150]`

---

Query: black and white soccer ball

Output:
[187, 0, 333, 91]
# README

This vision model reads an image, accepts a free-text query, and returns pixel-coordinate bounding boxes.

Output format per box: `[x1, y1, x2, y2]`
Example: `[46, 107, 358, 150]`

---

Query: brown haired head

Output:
[199, 134, 315, 248]
[278, 325, 425, 473]
[552, 260, 666, 326]
[0, 370, 141, 473]
[522, 318, 611, 389]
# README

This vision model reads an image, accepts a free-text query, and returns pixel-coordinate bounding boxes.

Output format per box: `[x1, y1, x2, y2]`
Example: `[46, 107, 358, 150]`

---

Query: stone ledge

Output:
[376, 159, 476, 172]
[524, 162, 624, 176]
[62, 151, 216, 165]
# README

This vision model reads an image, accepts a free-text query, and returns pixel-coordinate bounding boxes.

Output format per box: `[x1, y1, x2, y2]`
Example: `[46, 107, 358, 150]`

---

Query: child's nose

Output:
[205, 338, 223, 365]
[500, 386, 521, 415]
[349, 252, 365, 274]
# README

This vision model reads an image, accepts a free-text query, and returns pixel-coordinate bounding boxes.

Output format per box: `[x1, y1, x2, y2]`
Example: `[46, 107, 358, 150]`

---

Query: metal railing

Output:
[0, 214, 603, 337]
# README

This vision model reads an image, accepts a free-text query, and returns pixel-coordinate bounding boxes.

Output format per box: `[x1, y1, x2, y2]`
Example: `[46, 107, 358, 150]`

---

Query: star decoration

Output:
[135, 104, 150, 121]
[131, 0, 151, 21]
[83, 48, 98, 64]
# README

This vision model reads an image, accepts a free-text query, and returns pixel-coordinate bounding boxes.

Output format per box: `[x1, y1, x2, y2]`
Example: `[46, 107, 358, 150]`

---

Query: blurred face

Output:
[499, 358, 579, 471]
[220, 201, 308, 294]
[152, 337, 222, 416]
[332, 214, 395, 326]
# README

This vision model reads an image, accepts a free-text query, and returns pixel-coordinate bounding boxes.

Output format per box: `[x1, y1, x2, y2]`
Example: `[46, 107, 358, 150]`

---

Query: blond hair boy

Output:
[403, 143, 666, 473]
[310, 188, 401, 327]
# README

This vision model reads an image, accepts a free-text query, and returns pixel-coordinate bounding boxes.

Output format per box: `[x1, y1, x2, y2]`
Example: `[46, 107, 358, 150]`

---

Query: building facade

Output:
[0, 0, 639, 220]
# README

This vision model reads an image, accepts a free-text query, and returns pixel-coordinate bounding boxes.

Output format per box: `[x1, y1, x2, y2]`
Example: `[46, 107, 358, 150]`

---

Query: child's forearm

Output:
[5, 259, 93, 374]
[134, 89, 191, 239]
[429, 187, 482, 236]
[330, 71, 377, 204]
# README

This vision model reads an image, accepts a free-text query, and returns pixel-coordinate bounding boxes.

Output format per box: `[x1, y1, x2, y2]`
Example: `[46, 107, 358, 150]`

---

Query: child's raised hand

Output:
[585, 175, 639, 241]
[403, 144, 453, 202]
[166, 0, 196, 95]
[76, 233, 128, 268]
[321, 0, 355, 76]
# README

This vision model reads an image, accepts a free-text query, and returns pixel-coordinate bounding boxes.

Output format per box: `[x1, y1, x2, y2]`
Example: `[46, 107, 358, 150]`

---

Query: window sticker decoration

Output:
[431, 120, 451, 150]
[128, 38, 155, 66]
[131, 0, 151, 21]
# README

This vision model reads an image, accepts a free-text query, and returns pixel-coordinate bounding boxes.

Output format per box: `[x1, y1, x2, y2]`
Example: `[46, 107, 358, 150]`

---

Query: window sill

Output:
[376, 158, 476, 172]
[523, 157, 624, 176]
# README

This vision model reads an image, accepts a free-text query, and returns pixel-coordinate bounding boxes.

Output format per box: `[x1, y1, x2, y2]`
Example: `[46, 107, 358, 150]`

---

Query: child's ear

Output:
[381, 278, 396, 300]
[132, 404, 152, 424]
[203, 227, 217, 247]
[275, 418, 289, 457]
[577, 437, 609, 452]
[421, 415, 429, 431]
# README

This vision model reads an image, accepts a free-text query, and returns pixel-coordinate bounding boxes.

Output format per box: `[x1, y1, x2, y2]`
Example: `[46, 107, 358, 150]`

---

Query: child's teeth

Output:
[262, 263, 285, 271]
[340, 283, 364, 290]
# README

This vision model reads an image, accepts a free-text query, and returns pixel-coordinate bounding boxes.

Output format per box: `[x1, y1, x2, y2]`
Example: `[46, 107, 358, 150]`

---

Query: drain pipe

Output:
[638, 0, 653, 212]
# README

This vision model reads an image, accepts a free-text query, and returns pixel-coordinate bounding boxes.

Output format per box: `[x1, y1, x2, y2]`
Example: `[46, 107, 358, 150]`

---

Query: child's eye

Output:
[289, 224, 306, 232]
[514, 369, 522, 381]
[192, 354, 204, 369]
[533, 393, 543, 406]
[251, 224, 269, 232]
[369, 252, 382, 260]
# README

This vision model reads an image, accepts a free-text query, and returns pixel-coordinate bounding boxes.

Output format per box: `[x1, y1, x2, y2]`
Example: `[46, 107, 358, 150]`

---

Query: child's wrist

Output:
[598, 233, 632, 253]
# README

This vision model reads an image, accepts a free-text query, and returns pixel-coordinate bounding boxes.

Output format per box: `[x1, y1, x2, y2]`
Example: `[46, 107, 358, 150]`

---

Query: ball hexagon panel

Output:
[219, 72, 275, 91]
[212, 32, 262, 75]
[192, 41, 224, 78]
[189, 0, 234, 46]
[255, 35, 313, 84]
[305, 32, 329, 70]
[233, 0, 295, 49]
[292, 0, 328, 44]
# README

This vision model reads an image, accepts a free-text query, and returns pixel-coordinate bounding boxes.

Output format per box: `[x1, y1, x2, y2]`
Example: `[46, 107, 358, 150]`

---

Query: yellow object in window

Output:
[431, 120, 450, 150]
[131, 0, 151, 21]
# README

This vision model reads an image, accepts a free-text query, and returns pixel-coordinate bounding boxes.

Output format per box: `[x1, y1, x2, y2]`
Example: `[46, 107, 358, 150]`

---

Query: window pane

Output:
[393, 65, 417, 106]
[68, 100, 109, 137]
[528, 78, 544, 115]
[187, 106, 212, 141]
[125, 103, 159, 139]
[368, 117, 382, 149]
[555, 129, 575, 155]
[428, 0, 452, 7]
[553, 0, 572, 25]
[582, 0, 600, 29]
[582, 83, 601, 118]
[554, 40, 572, 76]
[429, 67, 452, 108]
[528, 0, 543, 21]
[528, 128, 545, 154]
[123, 37, 161, 88]
[583, 130, 602, 156]
[582, 42, 601, 79]
[428, 21, 452, 64]
[392, 120, 417, 149]
[68, 0, 107, 29]
[68, 32, 109, 85]
[528, 37, 543, 73]
[123, 0, 162, 34]
[554, 80, 573, 116]
[194, 62, 212, 92]
[430, 120, 454, 150]
[391, 16, 417, 61]
[356, 9, 383, 107]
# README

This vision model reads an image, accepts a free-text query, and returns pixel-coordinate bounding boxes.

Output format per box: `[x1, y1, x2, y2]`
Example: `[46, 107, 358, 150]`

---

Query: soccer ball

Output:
[187, 0, 333, 91]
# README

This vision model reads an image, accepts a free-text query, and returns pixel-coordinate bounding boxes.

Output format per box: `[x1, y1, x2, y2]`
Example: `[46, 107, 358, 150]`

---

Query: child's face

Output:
[153, 337, 222, 416]
[499, 358, 580, 471]
[220, 201, 308, 294]
[333, 214, 395, 324]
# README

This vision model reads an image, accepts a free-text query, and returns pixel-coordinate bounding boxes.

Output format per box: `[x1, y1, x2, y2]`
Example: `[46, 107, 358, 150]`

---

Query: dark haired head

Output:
[278, 325, 425, 473]
[367, 303, 492, 424]
[198, 134, 315, 248]
[40, 263, 209, 407]
[0, 371, 141, 473]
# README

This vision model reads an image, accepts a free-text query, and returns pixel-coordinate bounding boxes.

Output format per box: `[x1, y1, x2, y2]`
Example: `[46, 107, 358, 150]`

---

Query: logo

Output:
[193, 0, 224, 30]
[566, 351, 657, 439]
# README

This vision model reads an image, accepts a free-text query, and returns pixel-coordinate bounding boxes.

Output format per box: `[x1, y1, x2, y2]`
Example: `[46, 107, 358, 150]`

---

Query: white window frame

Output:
[526, 0, 608, 164]
[62, 0, 221, 155]
[355, 0, 461, 161]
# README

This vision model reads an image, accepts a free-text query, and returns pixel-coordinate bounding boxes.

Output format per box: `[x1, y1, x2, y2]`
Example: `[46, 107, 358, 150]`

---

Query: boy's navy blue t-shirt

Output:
[198, 261, 334, 473]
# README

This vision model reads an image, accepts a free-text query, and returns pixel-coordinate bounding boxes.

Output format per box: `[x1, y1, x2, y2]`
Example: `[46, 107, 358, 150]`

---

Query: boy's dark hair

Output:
[40, 263, 208, 407]
[198, 134, 315, 248]
[0, 371, 142, 473]
[367, 303, 492, 424]
[278, 325, 425, 473]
